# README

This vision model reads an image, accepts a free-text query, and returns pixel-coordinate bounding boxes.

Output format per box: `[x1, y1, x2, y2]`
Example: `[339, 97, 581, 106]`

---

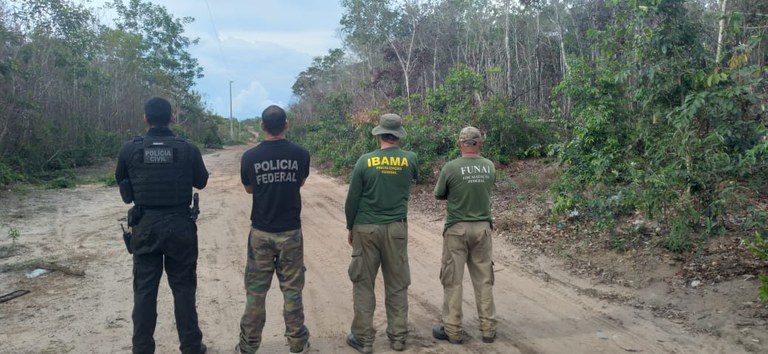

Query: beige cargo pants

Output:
[440, 221, 496, 340]
[348, 221, 411, 346]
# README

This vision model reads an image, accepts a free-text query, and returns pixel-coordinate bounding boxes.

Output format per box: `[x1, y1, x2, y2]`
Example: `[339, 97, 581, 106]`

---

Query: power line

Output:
[202, 0, 230, 70]
[202, 0, 234, 120]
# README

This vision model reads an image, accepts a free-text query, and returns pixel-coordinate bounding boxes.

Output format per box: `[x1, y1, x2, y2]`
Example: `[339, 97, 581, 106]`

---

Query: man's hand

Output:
[348, 230, 353, 246]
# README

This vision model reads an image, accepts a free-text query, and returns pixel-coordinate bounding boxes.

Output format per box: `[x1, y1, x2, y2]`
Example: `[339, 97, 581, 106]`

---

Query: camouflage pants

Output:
[348, 222, 410, 346]
[440, 221, 496, 340]
[238, 227, 309, 354]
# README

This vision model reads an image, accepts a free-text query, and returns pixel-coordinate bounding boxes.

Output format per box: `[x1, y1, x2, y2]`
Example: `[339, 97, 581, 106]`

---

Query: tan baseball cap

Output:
[459, 126, 483, 146]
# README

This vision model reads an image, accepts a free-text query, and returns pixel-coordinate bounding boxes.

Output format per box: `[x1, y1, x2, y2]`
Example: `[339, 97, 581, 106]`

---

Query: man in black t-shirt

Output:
[236, 105, 311, 354]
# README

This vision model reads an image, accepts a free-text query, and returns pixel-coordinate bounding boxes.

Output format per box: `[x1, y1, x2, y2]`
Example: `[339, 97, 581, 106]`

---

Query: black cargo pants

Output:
[130, 207, 203, 354]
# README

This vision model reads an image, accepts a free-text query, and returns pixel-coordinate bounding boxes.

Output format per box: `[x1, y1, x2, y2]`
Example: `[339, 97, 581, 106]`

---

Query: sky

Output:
[83, 0, 345, 119]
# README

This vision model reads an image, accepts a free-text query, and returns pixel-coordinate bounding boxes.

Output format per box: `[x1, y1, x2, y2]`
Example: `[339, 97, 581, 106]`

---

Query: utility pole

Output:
[229, 80, 234, 139]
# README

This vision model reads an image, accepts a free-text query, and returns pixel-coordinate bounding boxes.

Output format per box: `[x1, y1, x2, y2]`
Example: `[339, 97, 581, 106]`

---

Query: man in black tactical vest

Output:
[115, 97, 209, 354]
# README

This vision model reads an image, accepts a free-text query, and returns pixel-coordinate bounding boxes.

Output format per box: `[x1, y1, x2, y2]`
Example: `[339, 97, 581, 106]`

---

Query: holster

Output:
[120, 223, 133, 254]
[123, 230, 133, 254]
[190, 193, 200, 222]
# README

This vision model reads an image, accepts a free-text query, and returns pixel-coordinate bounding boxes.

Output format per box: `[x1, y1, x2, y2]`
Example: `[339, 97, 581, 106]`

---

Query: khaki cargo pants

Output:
[348, 222, 411, 346]
[238, 227, 309, 354]
[440, 221, 496, 340]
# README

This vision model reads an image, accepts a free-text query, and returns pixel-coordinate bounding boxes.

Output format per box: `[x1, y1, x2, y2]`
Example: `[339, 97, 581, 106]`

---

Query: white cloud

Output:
[220, 29, 340, 57]
[192, 32, 325, 119]
[75, 0, 345, 119]
[234, 81, 272, 119]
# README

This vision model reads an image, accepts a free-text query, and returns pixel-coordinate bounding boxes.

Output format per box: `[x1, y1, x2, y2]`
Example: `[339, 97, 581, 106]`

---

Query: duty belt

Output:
[139, 205, 189, 212]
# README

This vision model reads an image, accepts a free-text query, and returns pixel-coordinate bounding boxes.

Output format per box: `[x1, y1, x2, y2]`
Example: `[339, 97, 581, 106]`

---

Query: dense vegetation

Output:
[0, 0, 232, 186]
[0, 0, 765, 299]
[288, 0, 768, 299]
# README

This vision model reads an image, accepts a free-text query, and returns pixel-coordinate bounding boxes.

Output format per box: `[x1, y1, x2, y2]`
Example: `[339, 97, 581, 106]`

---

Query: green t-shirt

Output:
[434, 156, 495, 230]
[345, 147, 418, 229]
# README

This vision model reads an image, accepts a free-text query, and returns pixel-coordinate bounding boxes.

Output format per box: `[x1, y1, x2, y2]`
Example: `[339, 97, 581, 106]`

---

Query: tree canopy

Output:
[287, 0, 768, 298]
[0, 0, 222, 185]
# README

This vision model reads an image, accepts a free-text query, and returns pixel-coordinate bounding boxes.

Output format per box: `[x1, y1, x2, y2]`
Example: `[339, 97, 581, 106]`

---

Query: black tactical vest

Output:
[127, 135, 193, 207]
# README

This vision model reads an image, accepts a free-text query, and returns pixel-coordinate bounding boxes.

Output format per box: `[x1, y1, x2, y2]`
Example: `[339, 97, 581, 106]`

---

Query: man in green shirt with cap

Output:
[345, 113, 418, 354]
[432, 126, 497, 345]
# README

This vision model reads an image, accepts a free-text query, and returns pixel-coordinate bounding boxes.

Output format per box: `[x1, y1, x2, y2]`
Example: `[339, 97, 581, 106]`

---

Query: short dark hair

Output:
[144, 97, 172, 126]
[380, 133, 400, 143]
[261, 105, 287, 136]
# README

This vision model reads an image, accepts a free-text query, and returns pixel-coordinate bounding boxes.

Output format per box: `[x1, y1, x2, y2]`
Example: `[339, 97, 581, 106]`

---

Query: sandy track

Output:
[0, 144, 747, 354]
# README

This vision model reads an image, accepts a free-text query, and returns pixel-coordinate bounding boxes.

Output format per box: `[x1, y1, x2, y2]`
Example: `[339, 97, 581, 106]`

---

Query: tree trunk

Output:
[553, 0, 570, 117]
[389, 12, 418, 115]
[716, 0, 728, 64]
[505, 0, 512, 96]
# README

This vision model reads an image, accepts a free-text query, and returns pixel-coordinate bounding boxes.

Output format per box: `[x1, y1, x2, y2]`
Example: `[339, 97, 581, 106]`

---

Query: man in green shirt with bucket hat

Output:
[432, 126, 497, 345]
[345, 113, 418, 353]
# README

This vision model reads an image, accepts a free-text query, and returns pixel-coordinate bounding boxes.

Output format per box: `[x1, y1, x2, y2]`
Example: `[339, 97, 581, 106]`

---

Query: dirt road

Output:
[0, 144, 748, 353]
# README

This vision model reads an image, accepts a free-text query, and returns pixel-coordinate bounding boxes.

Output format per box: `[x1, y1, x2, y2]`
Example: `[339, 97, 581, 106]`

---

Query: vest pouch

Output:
[119, 178, 133, 204]
[127, 206, 144, 227]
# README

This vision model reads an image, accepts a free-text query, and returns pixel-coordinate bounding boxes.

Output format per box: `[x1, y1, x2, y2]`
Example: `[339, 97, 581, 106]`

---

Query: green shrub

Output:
[744, 231, 768, 302]
[101, 173, 117, 187]
[478, 97, 554, 163]
[665, 215, 694, 253]
[291, 93, 363, 176]
[291, 68, 556, 184]
[7, 227, 20, 244]
[759, 276, 768, 303]
[46, 176, 76, 189]
[550, 2, 767, 257]
[203, 124, 224, 148]
[0, 160, 24, 185]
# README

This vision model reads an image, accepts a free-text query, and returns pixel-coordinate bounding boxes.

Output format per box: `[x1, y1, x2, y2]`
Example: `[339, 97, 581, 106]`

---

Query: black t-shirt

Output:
[240, 139, 310, 232]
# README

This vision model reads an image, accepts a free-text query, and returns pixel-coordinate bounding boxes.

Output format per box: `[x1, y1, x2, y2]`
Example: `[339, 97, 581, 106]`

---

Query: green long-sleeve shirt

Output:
[345, 147, 418, 229]
[434, 156, 495, 230]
